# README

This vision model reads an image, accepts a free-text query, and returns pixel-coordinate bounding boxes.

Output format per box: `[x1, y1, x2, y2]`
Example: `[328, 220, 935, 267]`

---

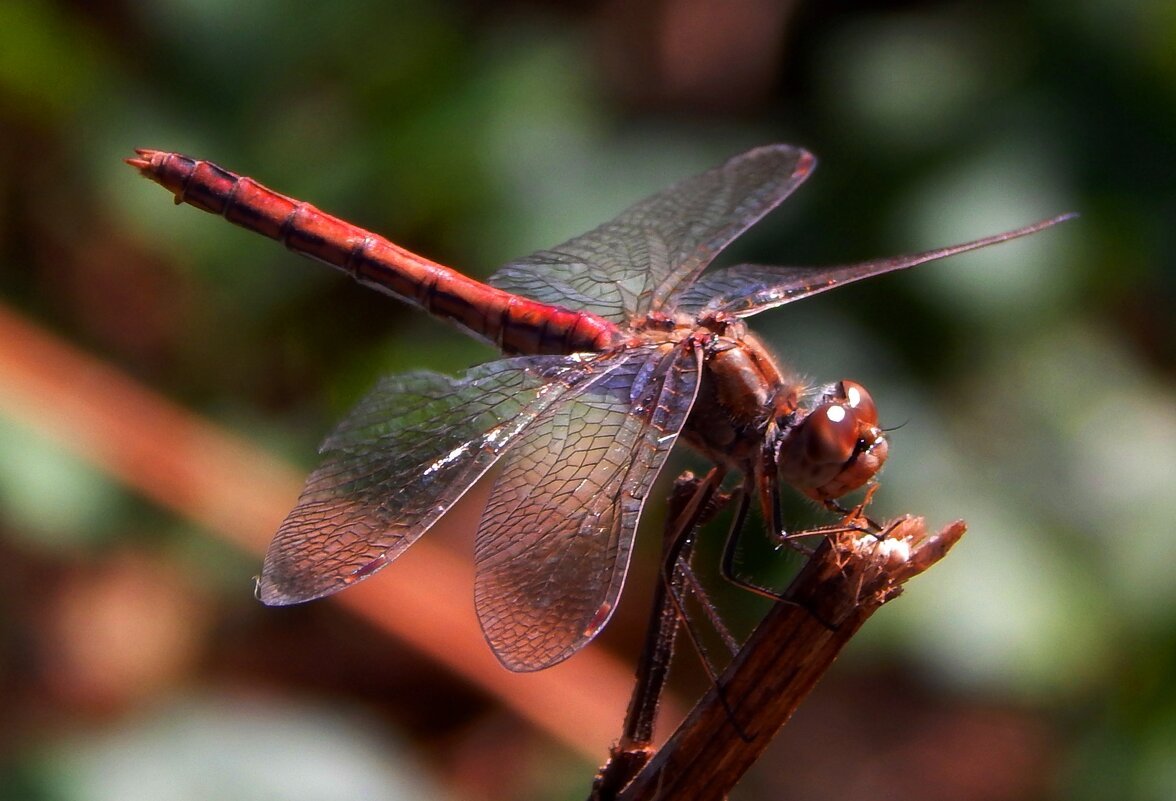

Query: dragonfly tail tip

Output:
[125, 149, 163, 174]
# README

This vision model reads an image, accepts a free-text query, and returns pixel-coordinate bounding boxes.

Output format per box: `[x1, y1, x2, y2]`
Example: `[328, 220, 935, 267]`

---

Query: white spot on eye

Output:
[845, 384, 862, 407]
[826, 405, 847, 423]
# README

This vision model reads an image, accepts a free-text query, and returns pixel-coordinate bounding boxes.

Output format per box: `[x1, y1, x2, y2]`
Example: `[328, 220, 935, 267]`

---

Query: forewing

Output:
[473, 344, 702, 671]
[257, 355, 599, 605]
[675, 215, 1076, 318]
[488, 145, 814, 323]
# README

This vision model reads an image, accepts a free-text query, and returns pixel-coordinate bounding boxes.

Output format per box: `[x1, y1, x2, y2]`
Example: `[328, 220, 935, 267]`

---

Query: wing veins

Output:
[473, 344, 701, 670]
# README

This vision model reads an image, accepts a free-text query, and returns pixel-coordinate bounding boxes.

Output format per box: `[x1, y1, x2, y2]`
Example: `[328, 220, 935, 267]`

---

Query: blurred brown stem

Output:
[615, 516, 966, 801]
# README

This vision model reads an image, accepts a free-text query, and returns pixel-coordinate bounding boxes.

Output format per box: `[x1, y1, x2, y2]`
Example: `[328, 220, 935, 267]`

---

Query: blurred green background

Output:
[0, 0, 1173, 799]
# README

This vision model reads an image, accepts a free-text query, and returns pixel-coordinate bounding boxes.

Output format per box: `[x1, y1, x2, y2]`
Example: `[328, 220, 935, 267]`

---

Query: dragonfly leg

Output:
[718, 484, 804, 602]
[655, 473, 755, 744]
[658, 468, 743, 658]
[594, 467, 729, 799]
[649, 468, 745, 695]
[672, 548, 741, 657]
[721, 484, 887, 603]
[822, 492, 884, 535]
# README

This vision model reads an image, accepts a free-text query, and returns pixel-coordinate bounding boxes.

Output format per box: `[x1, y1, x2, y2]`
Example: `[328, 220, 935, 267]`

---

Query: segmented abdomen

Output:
[129, 150, 624, 356]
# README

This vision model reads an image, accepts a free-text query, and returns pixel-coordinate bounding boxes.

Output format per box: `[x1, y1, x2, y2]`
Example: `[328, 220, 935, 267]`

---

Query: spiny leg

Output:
[593, 467, 727, 799]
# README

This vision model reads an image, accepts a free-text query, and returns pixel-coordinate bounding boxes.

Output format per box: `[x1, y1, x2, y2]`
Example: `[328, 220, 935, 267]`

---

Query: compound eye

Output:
[838, 380, 877, 427]
[802, 401, 859, 467]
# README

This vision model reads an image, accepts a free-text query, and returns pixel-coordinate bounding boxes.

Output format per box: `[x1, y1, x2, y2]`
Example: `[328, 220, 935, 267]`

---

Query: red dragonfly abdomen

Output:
[128, 150, 624, 356]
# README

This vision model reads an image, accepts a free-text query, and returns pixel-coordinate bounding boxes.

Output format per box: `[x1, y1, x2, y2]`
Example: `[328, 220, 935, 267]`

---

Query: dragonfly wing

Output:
[258, 354, 600, 605]
[675, 215, 1076, 318]
[473, 343, 702, 671]
[488, 145, 814, 323]
[671, 262, 854, 317]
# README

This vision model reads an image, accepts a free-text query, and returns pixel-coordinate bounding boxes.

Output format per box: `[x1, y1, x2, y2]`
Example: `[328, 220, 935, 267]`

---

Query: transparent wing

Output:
[473, 343, 702, 671]
[257, 354, 601, 605]
[488, 145, 815, 323]
[674, 215, 1076, 318]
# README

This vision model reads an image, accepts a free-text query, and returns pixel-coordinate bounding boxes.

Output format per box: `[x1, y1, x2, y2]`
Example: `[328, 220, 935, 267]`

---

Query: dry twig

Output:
[614, 516, 966, 801]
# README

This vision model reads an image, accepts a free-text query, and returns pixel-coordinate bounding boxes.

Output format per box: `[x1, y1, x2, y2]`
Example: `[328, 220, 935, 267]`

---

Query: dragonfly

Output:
[128, 145, 1070, 672]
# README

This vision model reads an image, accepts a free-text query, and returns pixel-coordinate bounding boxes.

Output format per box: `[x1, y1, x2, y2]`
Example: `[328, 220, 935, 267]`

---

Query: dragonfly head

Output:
[775, 380, 888, 502]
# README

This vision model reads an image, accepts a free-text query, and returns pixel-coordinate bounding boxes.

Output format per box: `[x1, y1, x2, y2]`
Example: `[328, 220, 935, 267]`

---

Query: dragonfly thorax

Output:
[680, 324, 802, 470]
[680, 316, 889, 504]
